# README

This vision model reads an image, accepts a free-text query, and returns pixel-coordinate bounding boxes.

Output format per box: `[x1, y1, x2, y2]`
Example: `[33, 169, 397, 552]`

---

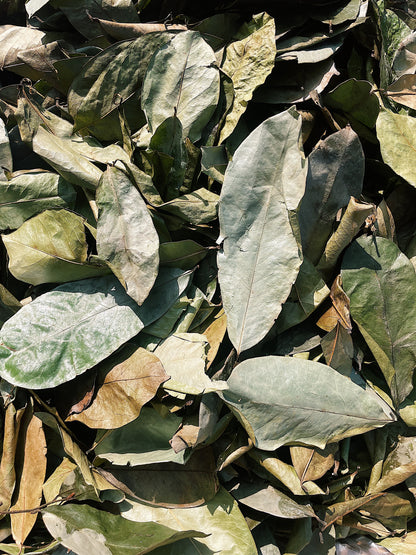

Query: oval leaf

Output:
[0, 270, 190, 389]
[218, 110, 306, 353]
[142, 31, 220, 142]
[221, 356, 396, 450]
[342, 235, 416, 405]
[97, 166, 159, 305]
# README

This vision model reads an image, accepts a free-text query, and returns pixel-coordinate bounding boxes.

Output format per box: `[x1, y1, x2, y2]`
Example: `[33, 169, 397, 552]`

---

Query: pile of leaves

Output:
[0, 0, 416, 552]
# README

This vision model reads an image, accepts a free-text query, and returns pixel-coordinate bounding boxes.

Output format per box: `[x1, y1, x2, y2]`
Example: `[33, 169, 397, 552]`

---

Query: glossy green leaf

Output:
[2, 209, 109, 285]
[155, 333, 228, 395]
[43, 503, 203, 555]
[121, 487, 257, 555]
[96, 166, 159, 305]
[0, 171, 76, 231]
[94, 406, 184, 465]
[298, 127, 364, 264]
[221, 356, 396, 451]
[377, 109, 416, 187]
[219, 13, 276, 143]
[218, 110, 306, 354]
[342, 235, 416, 405]
[142, 31, 220, 142]
[0, 270, 190, 389]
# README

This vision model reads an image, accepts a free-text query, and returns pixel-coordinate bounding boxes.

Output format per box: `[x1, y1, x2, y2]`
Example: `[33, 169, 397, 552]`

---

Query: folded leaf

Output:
[3, 209, 109, 285]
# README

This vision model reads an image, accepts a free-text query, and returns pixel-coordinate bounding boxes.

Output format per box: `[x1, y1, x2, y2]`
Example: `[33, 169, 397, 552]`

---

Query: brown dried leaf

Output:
[11, 414, 47, 546]
[386, 74, 416, 110]
[67, 347, 168, 429]
[290, 444, 338, 483]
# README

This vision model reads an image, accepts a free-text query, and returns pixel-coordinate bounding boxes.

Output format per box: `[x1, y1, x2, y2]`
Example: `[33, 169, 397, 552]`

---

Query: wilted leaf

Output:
[321, 324, 354, 376]
[377, 109, 416, 187]
[298, 127, 364, 265]
[3, 209, 109, 285]
[221, 356, 396, 451]
[342, 235, 416, 405]
[324, 79, 380, 130]
[290, 444, 338, 483]
[276, 257, 329, 333]
[0, 119, 12, 179]
[94, 406, 184, 465]
[159, 240, 207, 270]
[121, 486, 257, 555]
[161, 188, 219, 225]
[387, 74, 416, 110]
[97, 449, 218, 508]
[68, 33, 172, 137]
[0, 171, 76, 231]
[67, 348, 168, 429]
[43, 503, 203, 555]
[155, 333, 227, 395]
[0, 402, 26, 517]
[393, 31, 416, 76]
[230, 479, 316, 519]
[218, 109, 306, 354]
[0, 270, 190, 389]
[219, 13, 276, 143]
[370, 436, 416, 493]
[11, 413, 47, 545]
[142, 31, 220, 142]
[96, 166, 159, 305]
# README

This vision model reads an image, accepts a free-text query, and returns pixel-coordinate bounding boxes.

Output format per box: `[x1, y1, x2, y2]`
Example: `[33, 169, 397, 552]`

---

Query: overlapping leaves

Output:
[1, 0, 416, 553]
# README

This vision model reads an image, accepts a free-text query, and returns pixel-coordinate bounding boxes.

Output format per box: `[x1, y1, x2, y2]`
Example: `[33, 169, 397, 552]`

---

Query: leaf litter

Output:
[0, 0, 416, 553]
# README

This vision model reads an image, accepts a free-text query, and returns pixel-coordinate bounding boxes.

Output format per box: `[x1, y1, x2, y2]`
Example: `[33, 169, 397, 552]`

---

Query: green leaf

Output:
[121, 487, 257, 555]
[52, 0, 140, 39]
[2, 209, 109, 285]
[298, 127, 364, 264]
[0, 270, 190, 389]
[342, 235, 416, 405]
[159, 240, 207, 270]
[95, 449, 218, 508]
[376, 109, 416, 187]
[68, 33, 172, 137]
[219, 13, 276, 143]
[324, 78, 380, 129]
[142, 31, 220, 142]
[96, 166, 159, 305]
[218, 110, 306, 354]
[161, 188, 219, 225]
[94, 406, 184, 465]
[147, 116, 187, 200]
[43, 503, 203, 555]
[379, 531, 416, 554]
[155, 333, 228, 395]
[276, 257, 329, 333]
[0, 171, 76, 231]
[221, 356, 396, 451]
